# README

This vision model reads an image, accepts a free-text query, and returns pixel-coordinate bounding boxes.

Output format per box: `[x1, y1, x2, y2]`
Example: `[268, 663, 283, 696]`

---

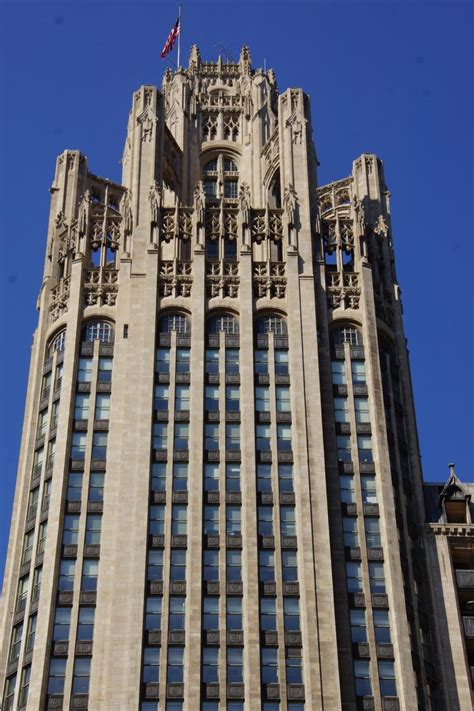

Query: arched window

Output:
[207, 314, 239, 335]
[256, 315, 287, 336]
[48, 329, 66, 357]
[333, 326, 362, 346]
[202, 155, 239, 203]
[83, 321, 114, 343]
[159, 314, 190, 335]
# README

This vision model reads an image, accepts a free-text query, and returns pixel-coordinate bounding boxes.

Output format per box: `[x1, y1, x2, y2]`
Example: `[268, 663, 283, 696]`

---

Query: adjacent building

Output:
[0, 46, 469, 710]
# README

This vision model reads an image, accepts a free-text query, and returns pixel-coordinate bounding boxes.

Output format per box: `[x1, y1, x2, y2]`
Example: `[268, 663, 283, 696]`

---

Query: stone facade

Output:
[0, 46, 463, 710]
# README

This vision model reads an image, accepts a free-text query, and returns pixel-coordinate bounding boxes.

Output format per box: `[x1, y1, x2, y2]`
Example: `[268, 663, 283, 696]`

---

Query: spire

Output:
[239, 45, 252, 75]
[188, 44, 201, 73]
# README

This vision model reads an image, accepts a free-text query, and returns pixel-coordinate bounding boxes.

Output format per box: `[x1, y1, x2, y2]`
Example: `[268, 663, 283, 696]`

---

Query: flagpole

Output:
[177, 2, 182, 69]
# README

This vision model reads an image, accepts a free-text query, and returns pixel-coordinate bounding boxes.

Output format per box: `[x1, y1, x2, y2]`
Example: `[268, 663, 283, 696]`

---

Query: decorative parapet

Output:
[159, 261, 192, 298]
[84, 269, 119, 307]
[206, 261, 239, 298]
[327, 271, 360, 309]
[253, 262, 286, 299]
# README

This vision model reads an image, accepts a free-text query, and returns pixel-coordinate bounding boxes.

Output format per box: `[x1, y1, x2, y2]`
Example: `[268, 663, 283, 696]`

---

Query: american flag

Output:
[161, 16, 181, 59]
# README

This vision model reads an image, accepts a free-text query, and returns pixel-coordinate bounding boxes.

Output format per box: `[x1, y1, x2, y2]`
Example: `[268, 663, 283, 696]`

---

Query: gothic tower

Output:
[0, 47, 446, 711]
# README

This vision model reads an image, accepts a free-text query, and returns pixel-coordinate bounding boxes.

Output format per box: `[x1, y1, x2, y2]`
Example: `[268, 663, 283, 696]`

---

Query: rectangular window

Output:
[72, 657, 91, 694]
[41, 371, 52, 399]
[47, 439, 56, 469]
[172, 463, 188, 492]
[204, 463, 219, 492]
[168, 596, 185, 630]
[255, 350, 269, 375]
[255, 386, 270, 412]
[85, 514, 102, 545]
[52, 607, 71, 641]
[280, 506, 296, 536]
[378, 661, 397, 697]
[343, 517, 359, 548]
[226, 550, 241, 582]
[67, 472, 83, 501]
[37, 521, 48, 554]
[51, 400, 59, 430]
[143, 647, 160, 683]
[351, 361, 366, 383]
[346, 562, 362, 592]
[227, 648, 243, 683]
[336, 435, 352, 462]
[156, 348, 170, 374]
[37, 409, 48, 438]
[167, 647, 184, 683]
[204, 506, 219, 535]
[151, 463, 166, 493]
[365, 517, 381, 548]
[74, 394, 90, 421]
[369, 563, 386, 593]
[92, 431, 108, 460]
[32, 567, 42, 601]
[286, 651, 303, 684]
[226, 505, 241, 536]
[226, 463, 240, 493]
[361, 475, 377, 504]
[71, 432, 87, 460]
[257, 464, 272, 493]
[260, 598, 276, 631]
[32, 446, 44, 478]
[203, 597, 219, 630]
[176, 348, 190, 374]
[205, 385, 219, 412]
[147, 549, 164, 581]
[224, 180, 238, 198]
[225, 349, 239, 375]
[17, 575, 29, 609]
[339, 475, 356, 504]
[256, 425, 271, 451]
[205, 424, 219, 451]
[171, 505, 187, 535]
[374, 610, 391, 644]
[175, 385, 190, 412]
[22, 531, 34, 565]
[203, 549, 219, 581]
[55, 363, 63, 388]
[18, 665, 31, 707]
[42, 479, 52, 512]
[9, 623, 23, 662]
[282, 550, 298, 582]
[350, 609, 367, 643]
[261, 647, 278, 684]
[334, 397, 349, 423]
[274, 350, 289, 376]
[170, 549, 187, 581]
[98, 357, 113, 382]
[27, 488, 39, 521]
[259, 550, 275, 582]
[358, 435, 373, 463]
[154, 384, 169, 411]
[47, 658, 66, 694]
[258, 507, 273, 536]
[331, 361, 346, 385]
[354, 660, 372, 696]
[174, 422, 189, 450]
[284, 598, 300, 631]
[89, 472, 104, 502]
[276, 386, 291, 412]
[81, 559, 99, 592]
[226, 424, 240, 451]
[77, 607, 95, 641]
[145, 597, 162, 630]
[277, 424, 292, 451]
[278, 464, 294, 493]
[205, 349, 219, 375]
[355, 398, 370, 424]
[95, 394, 110, 420]
[153, 423, 168, 450]
[149, 505, 165, 535]
[78, 358, 93, 383]
[227, 597, 242, 630]
[25, 615, 37, 653]
[62, 514, 80, 545]
[225, 386, 240, 412]
[202, 647, 219, 683]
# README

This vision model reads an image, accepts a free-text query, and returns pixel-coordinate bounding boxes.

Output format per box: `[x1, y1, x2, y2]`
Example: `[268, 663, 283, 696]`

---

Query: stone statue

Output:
[193, 181, 206, 224]
[148, 181, 162, 224]
[238, 182, 251, 224]
[283, 184, 298, 226]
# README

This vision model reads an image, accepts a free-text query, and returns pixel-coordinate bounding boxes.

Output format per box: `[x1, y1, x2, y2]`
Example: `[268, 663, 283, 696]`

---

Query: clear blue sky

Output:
[1, 1, 473, 583]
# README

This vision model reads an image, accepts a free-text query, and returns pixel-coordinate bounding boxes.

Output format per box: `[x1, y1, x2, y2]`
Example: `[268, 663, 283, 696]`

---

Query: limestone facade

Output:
[0, 46, 458, 710]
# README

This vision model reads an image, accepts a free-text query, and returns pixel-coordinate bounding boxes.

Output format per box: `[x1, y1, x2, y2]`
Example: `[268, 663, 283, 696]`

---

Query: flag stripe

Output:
[161, 17, 180, 59]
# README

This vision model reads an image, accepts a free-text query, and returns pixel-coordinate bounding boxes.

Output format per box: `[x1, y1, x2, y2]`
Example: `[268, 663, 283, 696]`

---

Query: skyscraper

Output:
[0, 46, 456, 710]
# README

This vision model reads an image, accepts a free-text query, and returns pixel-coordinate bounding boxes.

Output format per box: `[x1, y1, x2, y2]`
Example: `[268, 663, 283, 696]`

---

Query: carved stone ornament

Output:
[238, 182, 251, 223]
[373, 214, 389, 238]
[138, 107, 157, 143]
[148, 181, 162, 224]
[120, 191, 133, 234]
[283, 184, 298, 225]
[286, 112, 305, 144]
[193, 180, 206, 224]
